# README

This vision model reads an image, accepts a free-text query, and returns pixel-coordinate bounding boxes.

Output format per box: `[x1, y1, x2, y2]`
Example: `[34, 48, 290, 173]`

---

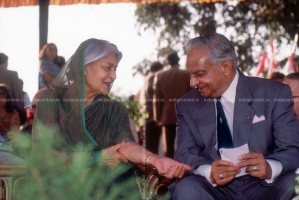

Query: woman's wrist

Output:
[146, 154, 159, 166]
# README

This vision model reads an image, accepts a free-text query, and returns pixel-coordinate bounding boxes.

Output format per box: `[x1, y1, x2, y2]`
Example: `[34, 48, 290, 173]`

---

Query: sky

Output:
[0, 4, 160, 100]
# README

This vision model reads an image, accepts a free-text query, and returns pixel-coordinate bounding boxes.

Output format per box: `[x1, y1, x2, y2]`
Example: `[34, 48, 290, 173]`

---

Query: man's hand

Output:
[211, 160, 238, 186]
[151, 157, 191, 179]
[236, 152, 272, 180]
[155, 120, 162, 127]
[100, 141, 129, 168]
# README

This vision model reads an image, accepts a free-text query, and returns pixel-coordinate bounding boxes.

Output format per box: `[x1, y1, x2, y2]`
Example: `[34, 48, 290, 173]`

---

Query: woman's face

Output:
[45, 44, 57, 61]
[0, 88, 7, 107]
[85, 53, 118, 96]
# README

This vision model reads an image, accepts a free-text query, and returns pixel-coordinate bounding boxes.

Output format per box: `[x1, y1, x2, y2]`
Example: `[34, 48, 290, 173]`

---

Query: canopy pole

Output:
[39, 0, 50, 50]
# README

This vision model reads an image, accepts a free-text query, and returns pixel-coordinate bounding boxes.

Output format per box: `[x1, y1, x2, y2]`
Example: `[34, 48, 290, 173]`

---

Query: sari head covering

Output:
[34, 39, 134, 152]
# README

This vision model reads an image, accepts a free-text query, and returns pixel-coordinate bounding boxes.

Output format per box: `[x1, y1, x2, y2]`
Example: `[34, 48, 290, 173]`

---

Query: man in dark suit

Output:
[141, 62, 164, 154]
[171, 34, 299, 199]
[0, 53, 25, 124]
[154, 52, 192, 158]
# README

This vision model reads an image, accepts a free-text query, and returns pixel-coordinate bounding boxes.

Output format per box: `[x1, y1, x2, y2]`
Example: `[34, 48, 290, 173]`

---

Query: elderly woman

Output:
[34, 39, 190, 182]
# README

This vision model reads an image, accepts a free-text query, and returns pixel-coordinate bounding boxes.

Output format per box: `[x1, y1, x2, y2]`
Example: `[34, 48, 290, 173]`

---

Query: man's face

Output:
[284, 78, 299, 118]
[186, 48, 229, 98]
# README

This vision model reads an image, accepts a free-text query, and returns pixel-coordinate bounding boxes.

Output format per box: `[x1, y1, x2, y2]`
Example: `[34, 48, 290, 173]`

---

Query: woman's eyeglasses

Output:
[0, 93, 7, 98]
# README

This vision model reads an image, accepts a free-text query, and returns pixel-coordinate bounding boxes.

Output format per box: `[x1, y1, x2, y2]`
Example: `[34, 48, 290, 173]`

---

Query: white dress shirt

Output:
[194, 70, 282, 185]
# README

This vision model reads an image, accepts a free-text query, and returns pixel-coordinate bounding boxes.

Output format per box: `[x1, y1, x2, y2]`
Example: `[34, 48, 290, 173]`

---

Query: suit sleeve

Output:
[266, 84, 299, 174]
[174, 102, 213, 169]
[153, 75, 163, 122]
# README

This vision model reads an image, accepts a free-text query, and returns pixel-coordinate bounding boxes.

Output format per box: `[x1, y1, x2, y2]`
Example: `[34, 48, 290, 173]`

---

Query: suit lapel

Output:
[195, 97, 220, 160]
[233, 71, 255, 147]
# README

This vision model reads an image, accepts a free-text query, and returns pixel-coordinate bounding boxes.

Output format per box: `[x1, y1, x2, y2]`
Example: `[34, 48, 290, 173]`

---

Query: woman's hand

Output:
[100, 141, 129, 169]
[150, 157, 191, 179]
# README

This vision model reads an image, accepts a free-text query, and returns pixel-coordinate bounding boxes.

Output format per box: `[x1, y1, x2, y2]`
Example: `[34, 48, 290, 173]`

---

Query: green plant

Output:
[9, 123, 141, 200]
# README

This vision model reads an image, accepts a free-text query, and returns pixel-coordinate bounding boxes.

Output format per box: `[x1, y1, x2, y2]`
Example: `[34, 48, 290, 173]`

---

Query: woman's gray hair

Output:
[84, 39, 122, 66]
[185, 33, 238, 68]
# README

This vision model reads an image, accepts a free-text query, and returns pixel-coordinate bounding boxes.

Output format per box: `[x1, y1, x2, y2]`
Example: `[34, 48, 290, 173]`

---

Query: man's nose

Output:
[190, 77, 198, 88]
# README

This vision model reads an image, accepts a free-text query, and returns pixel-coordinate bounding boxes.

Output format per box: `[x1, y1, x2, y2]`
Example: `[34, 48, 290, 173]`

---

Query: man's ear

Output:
[221, 60, 233, 76]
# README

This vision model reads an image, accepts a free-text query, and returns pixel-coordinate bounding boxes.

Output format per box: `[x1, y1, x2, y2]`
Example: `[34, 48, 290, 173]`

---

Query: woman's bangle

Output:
[146, 154, 158, 166]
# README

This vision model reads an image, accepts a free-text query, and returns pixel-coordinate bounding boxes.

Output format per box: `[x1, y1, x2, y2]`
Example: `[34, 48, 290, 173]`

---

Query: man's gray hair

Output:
[185, 33, 238, 68]
[84, 39, 122, 66]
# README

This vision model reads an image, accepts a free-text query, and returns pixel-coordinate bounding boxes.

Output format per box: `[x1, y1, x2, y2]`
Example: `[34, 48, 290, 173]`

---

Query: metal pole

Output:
[39, 0, 50, 50]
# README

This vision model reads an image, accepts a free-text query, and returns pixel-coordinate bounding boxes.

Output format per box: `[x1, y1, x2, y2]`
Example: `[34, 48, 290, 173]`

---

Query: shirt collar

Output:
[222, 70, 239, 104]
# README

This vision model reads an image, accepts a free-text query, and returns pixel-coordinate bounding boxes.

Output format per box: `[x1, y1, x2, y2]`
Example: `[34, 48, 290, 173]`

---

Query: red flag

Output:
[283, 54, 295, 74]
[267, 41, 277, 76]
[255, 51, 268, 77]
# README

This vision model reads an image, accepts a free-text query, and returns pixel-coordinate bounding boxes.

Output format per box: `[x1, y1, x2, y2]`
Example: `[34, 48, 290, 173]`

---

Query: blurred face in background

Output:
[0, 61, 8, 69]
[45, 44, 58, 61]
[284, 78, 299, 118]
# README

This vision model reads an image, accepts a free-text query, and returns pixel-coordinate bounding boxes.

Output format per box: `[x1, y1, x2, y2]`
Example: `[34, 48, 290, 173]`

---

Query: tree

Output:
[135, 0, 299, 75]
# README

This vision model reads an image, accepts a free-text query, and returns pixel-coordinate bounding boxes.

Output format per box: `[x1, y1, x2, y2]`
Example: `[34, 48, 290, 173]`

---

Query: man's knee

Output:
[170, 175, 217, 200]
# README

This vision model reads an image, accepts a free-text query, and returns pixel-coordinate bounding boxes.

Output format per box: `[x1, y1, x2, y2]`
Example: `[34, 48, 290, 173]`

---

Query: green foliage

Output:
[124, 99, 144, 127]
[295, 175, 299, 195]
[135, 1, 299, 74]
[9, 123, 140, 200]
[109, 94, 144, 128]
[135, 3, 216, 52]
[218, 0, 298, 73]
[132, 58, 152, 77]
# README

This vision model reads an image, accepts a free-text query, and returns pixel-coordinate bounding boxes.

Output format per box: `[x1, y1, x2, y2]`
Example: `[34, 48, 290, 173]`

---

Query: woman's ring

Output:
[220, 173, 224, 179]
[253, 165, 258, 172]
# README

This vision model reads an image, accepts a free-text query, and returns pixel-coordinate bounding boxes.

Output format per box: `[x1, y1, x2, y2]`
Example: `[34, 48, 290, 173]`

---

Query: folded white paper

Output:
[220, 144, 249, 177]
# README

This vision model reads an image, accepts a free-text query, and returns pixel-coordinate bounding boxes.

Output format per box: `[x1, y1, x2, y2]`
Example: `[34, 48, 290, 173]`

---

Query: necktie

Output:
[216, 97, 233, 151]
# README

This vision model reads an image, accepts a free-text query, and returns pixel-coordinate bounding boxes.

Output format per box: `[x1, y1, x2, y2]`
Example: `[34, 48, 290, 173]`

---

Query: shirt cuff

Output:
[264, 159, 282, 183]
[194, 164, 216, 187]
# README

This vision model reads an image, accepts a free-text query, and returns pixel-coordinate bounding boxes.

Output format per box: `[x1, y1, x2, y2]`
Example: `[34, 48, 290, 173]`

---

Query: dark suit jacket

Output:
[0, 68, 22, 101]
[155, 67, 192, 125]
[0, 68, 25, 122]
[174, 71, 299, 175]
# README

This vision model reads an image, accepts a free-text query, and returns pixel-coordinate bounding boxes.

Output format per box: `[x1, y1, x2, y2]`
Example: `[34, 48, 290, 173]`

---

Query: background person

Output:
[140, 62, 164, 154]
[38, 43, 61, 89]
[154, 52, 192, 158]
[267, 71, 285, 83]
[0, 53, 25, 125]
[284, 72, 299, 119]
[0, 83, 24, 164]
[0, 84, 20, 133]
